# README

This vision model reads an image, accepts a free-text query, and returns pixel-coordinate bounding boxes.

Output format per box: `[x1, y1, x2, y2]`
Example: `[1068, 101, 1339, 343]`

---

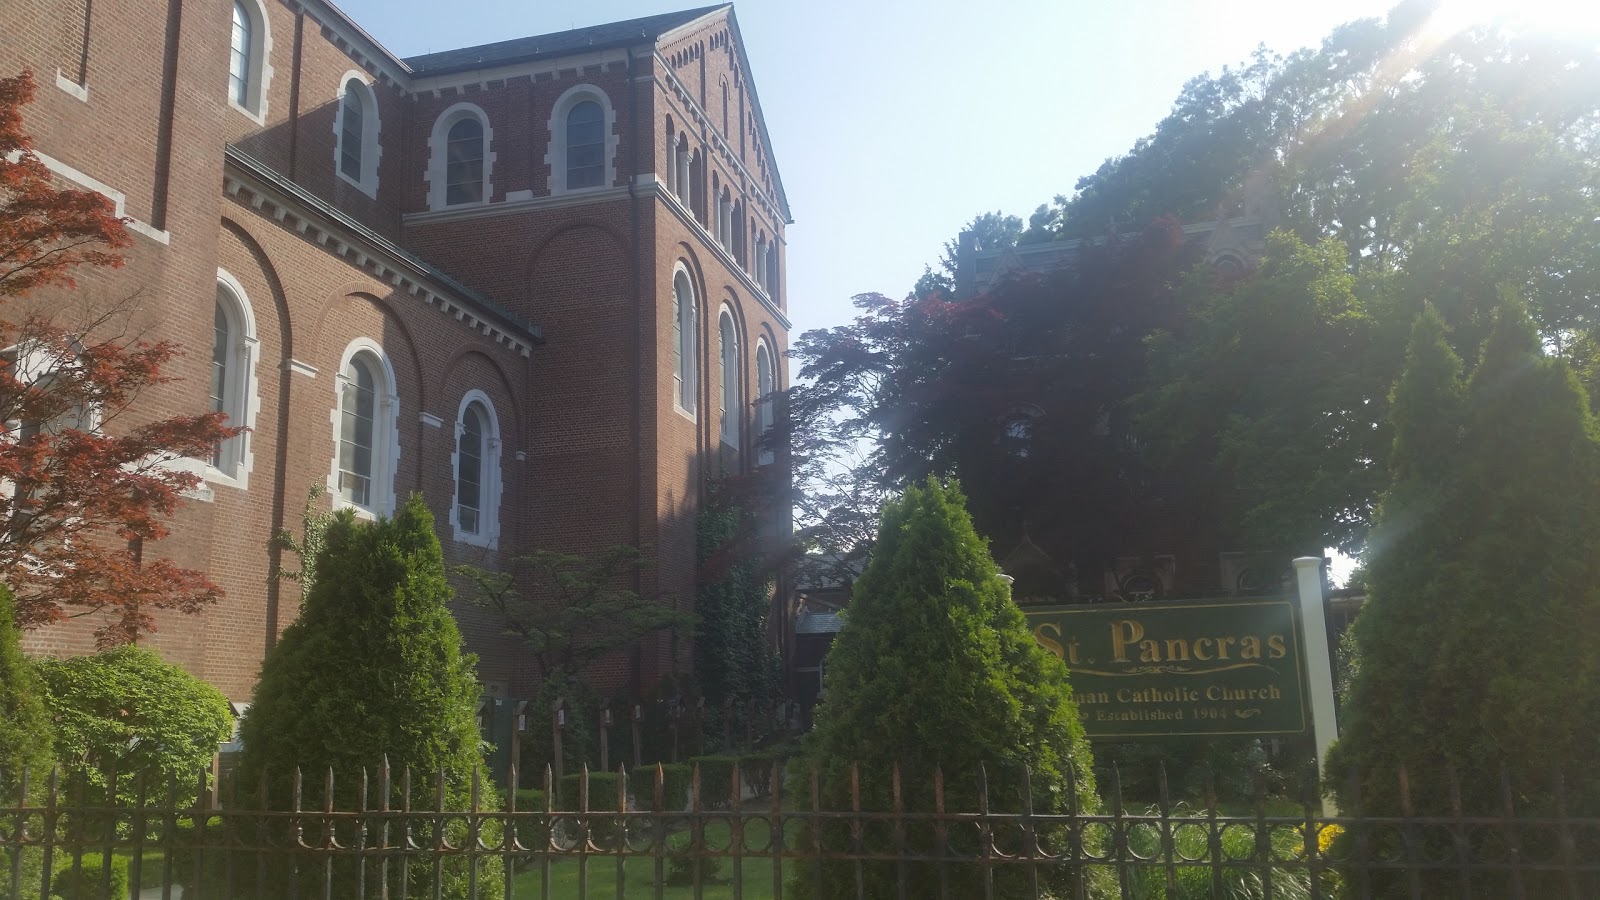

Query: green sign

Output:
[1026, 598, 1308, 739]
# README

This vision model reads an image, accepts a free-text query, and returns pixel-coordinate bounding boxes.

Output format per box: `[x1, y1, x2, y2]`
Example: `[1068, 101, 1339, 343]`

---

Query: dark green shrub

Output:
[36, 644, 232, 806]
[0, 584, 53, 897]
[737, 747, 790, 801]
[664, 830, 725, 886]
[48, 854, 130, 900]
[1329, 306, 1600, 893]
[557, 771, 621, 811]
[512, 788, 547, 811]
[687, 755, 738, 808]
[238, 495, 503, 899]
[790, 478, 1099, 899]
[633, 763, 691, 811]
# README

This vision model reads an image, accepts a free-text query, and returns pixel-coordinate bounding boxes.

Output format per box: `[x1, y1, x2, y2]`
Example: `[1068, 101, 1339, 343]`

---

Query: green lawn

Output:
[510, 820, 793, 900]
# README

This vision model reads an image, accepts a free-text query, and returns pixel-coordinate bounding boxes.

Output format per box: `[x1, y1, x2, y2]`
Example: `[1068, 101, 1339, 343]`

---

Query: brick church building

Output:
[0, 1, 791, 707]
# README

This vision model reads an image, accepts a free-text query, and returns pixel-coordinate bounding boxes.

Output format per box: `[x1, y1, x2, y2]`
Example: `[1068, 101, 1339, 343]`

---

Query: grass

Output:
[510, 821, 790, 900]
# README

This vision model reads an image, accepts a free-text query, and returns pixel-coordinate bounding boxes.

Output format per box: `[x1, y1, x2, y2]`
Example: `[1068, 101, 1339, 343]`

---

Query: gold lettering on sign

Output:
[1110, 620, 1144, 663]
[1240, 636, 1263, 659]
[1268, 634, 1288, 659]
[1033, 623, 1064, 660]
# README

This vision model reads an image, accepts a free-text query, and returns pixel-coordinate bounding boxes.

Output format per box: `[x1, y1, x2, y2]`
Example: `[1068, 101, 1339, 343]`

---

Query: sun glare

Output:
[1427, 0, 1600, 40]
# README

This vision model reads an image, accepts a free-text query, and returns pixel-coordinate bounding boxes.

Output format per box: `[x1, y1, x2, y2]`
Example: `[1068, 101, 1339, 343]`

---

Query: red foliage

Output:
[1, 71, 236, 645]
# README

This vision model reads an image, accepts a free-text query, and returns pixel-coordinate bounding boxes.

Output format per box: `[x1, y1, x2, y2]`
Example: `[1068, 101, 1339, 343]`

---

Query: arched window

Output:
[755, 340, 775, 466]
[427, 103, 492, 210]
[767, 241, 780, 304]
[565, 101, 604, 189]
[718, 307, 741, 448]
[719, 189, 733, 251]
[675, 136, 691, 205]
[335, 75, 381, 197]
[228, 0, 271, 120]
[547, 86, 615, 194]
[673, 267, 698, 414]
[452, 391, 502, 547]
[229, 2, 252, 106]
[210, 270, 259, 485]
[332, 340, 398, 516]
[446, 118, 484, 205]
[665, 120, 677, 196]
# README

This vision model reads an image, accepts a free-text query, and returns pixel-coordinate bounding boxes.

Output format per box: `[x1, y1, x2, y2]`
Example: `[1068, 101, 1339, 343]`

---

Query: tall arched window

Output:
[338, 357, 377, 507]
[229, 2, 252, 106]
[210, 270, 259, 485]
[565, 100, 604, 189]
[718, 307, 741, 448]
[755, 340, 775, 466]
[665, 120, 677, 196]
[452, 391, 502, 547]
[332, 340, 398, 516]
[335, 75, 381, 197]
[227, 0, 271, 120]
[426, 103, 493, 210]
[675, 136, 691, 205]
[673, 268, 698, 414]
[339, 88, 362, 180]
[446, 117, 484, 205]
[547, 86, 615, 194]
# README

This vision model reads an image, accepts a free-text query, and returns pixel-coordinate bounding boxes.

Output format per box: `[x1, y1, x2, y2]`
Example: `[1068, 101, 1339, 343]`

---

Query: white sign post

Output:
[1294, 556, 1341, 816]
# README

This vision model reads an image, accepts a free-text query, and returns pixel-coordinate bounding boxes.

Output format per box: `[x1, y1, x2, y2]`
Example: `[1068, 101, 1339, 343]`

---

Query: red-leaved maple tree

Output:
[1, 71, 237, 645]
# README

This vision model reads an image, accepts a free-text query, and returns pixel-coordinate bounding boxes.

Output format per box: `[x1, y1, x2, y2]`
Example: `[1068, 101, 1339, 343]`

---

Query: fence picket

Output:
[0, 761, 1596, 899]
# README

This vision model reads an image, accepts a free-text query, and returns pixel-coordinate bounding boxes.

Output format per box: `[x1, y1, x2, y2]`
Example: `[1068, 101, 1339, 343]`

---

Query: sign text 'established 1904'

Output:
[1025, 598, 1309, 739]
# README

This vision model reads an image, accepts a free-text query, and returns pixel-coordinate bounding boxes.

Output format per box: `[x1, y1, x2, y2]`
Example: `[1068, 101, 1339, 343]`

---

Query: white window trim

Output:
[424, 101, 494, 212]
[333, 72, 381, 199]
[545, 83, 618, 196]
[208, 268, 261, 490]
[327, 338, 401, 519]
[672, 263, 698, 419]
[449, 389, 502, 549]
[229, 0, 274, 125]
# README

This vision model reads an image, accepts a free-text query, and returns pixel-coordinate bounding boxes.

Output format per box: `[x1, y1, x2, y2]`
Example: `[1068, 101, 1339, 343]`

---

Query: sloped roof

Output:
[405, 5, 730, 76]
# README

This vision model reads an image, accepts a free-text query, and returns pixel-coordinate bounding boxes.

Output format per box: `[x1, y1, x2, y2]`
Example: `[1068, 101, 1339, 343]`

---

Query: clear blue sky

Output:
[334, 0, 1399, 340]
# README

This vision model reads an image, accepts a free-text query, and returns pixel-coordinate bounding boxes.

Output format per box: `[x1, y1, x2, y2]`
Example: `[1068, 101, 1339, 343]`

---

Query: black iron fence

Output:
[4, 760, 1599, 899]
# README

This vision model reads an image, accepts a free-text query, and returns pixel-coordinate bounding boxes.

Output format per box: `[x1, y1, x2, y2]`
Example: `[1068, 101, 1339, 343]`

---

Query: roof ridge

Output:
[404, 5, 729, 75]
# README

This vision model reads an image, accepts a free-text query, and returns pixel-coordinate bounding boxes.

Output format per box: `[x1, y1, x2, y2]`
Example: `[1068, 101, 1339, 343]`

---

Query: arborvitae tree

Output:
[1329, 304, 1600, 824]
[792, 478, 1099, 899]
[238, 495, 501, 899]
[0, 583, 53, 896]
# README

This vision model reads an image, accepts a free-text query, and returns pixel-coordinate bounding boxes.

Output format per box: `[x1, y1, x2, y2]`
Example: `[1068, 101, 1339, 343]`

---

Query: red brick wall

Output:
[1, 1, 790, 704]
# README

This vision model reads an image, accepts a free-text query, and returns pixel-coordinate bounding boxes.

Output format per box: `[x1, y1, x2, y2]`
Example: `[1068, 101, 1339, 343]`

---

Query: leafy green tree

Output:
[792, 478, 1098, 898]
[784, 222, 1203, 594]
[0, 583, 53, 896]
[1138, 230, 1410, 555]
[239, 495, 501, 899]
[35, 644, 231, 803]
[457, 543, 690, 684]
[1328, 304, 1600, 828]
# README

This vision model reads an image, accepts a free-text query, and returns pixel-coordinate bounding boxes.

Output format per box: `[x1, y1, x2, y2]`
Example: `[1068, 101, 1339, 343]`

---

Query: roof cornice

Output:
[223, 146, 543, 357]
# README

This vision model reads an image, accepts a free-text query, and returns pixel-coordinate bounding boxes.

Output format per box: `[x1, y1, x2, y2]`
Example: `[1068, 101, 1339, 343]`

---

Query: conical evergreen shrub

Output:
[791, 478, 1098, 898]
[238, 495, 501, 899]
[1328, 304, 1600, 892]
